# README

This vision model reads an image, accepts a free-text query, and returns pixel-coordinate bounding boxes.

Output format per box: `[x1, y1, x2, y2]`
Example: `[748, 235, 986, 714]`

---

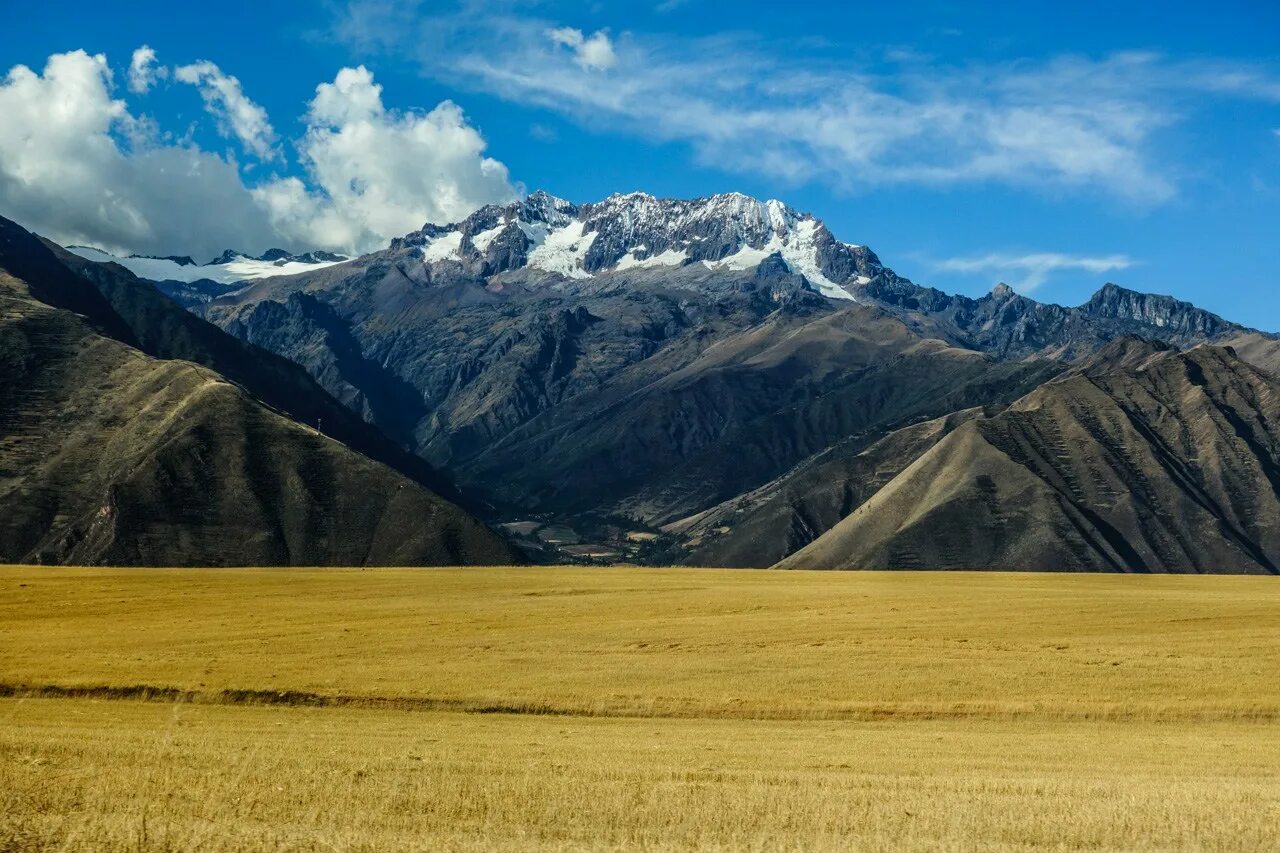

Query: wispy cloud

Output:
[330, 3, 1280, 204]
[935, 252, 1136, 292]
[173, 59, 279, 161]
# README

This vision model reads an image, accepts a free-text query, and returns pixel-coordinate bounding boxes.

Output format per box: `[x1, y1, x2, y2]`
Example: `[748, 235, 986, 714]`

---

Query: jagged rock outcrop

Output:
[856, 277, 1266, 362]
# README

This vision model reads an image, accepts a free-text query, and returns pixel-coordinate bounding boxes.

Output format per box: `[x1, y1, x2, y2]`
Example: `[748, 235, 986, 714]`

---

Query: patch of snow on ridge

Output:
[696, 218, 853, 301]
[470, 223, 506, 254]
[421, 231, 463, 262]
[516, 220, 551, 248]
[66, 246, 344, 284]
[614, 247, 689, 271]
[221, 257, 344, 280]
[527, 220, 596, 279]
[66, 245, 115, 263]
[779, 219, 851, 300]
[710, 241, 779, 272]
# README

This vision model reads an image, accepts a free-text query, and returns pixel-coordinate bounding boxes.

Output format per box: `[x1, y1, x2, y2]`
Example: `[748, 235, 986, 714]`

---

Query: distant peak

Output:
[522, 189, 575, 211]
[604, 190, 655, 202]
[991, 282, 1015, 298]
[209, 249, 243, 266]
[1089, 281, 1137, 299]
[127, 253, 196, 267]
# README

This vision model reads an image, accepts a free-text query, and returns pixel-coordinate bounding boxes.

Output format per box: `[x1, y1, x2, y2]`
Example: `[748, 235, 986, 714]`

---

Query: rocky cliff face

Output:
[1081, 283, 1235, 336]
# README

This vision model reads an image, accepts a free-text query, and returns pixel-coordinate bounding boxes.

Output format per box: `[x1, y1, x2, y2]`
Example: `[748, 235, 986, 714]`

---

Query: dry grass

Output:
[1, 566, 1278, 849]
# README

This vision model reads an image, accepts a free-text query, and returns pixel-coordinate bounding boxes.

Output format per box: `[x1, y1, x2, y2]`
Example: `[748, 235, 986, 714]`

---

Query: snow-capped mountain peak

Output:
[394, 191, 886, 300]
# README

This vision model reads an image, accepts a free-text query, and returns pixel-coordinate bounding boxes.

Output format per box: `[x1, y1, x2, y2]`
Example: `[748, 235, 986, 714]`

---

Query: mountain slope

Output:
[0, 217, 517, 566]
[457, 305, 1061, 524]
[780, 340, 1280, 573]
[52, 240, 467, 506]
[672, 407, 989, 567]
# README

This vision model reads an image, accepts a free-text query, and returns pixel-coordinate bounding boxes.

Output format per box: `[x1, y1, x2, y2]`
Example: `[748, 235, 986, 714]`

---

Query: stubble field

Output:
[1, 566, 1278, 850]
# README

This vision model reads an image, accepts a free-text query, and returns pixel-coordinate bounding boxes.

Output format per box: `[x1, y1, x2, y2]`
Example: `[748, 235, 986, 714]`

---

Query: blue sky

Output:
[1, 1, 1277, 327]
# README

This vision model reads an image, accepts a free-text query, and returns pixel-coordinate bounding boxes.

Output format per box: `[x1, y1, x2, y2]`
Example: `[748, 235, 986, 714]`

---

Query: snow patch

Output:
[66, 245, 343, 284]
[527, 220, 596, 279]
[470, 223, 506, 254]
[713, 241, 778, 271]
[614, 247, 688, 271]
[421, 231, 463, 262]
[779, 219, 851, 300]
[700, 219, 854, 301]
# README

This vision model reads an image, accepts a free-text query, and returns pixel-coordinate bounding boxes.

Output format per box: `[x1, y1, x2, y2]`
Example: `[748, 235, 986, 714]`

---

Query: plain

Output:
[2, 566, 1278, 850]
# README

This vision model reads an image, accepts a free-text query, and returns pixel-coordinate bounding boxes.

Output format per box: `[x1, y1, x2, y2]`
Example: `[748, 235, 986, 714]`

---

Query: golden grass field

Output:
[2, 566, 1278, 850]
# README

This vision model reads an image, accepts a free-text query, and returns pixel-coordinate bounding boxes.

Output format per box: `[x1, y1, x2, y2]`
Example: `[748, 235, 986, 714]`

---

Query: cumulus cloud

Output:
[0, 50, 517, 258]
[254, 65, 517, 252]
[127, 45, 165, 94]
[935, 252, 1136, 292]
[173, 60, 278, 160]
[545, 27, 616, 71]
[0, 50, 276, 260]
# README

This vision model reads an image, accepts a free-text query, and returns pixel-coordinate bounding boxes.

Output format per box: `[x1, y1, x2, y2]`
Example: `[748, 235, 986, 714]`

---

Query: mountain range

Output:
[4, 190, 1278, 571]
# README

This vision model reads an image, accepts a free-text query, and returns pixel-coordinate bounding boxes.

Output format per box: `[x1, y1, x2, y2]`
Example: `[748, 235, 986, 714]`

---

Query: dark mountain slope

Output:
[194, 239, 1058, 528]
[672, 407, 988, 567]
[0, 218, 517, 566]
[458, 305, 1061, 523]
[49, 240, 466, 506]
[780, 340, 1280, 573]
[0, 222, 137, 346]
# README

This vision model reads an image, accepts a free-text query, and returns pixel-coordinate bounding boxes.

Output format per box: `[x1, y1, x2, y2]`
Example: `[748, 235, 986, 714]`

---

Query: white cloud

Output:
[173, 60, 279, 161]
[254, 65, 517, 252]
[545, 27, 616, 71]
[339, 5, 1280, 204]
[0, 50, 276, 261]
[935, 252, 1136, 292]
[0, 50, 517, 258]
[127, 45, 165, 94]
